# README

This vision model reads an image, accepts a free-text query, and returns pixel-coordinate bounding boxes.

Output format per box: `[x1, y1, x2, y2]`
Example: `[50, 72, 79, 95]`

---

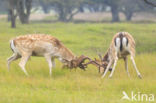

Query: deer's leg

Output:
[109, 57, 118, 78]
[18, 54, 30, 76]
[7, 53, 20, 70]
[45, 55, 53, 77]
[108, 37, 120, 78]
[101, 60, 113, 78]
[51, 57, 55, 69]
[124, 57, 130, 77]
[130, 55, 142, 79]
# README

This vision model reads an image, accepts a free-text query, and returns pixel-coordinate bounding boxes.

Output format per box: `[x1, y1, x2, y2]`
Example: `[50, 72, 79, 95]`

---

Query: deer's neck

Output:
[103, 52, 109, 61]
[59, 46, 76, 61]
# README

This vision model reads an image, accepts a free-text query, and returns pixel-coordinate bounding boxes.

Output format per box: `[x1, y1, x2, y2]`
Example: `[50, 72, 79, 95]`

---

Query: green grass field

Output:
[0, 20, 156, 103]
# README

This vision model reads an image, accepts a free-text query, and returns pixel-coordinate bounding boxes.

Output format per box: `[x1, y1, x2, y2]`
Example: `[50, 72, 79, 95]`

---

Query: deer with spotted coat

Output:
[7, 34, 90, 76]
[85, 32, 142, 79]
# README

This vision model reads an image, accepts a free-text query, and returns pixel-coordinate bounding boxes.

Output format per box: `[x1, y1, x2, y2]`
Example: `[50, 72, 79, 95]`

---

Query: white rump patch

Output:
[122, 37, 128, 47]
[115, 37, 120, 52]
[10, 40, 16, 52]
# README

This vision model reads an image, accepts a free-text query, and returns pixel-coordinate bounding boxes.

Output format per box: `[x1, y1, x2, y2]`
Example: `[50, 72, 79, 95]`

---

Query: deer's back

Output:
[12, 34, 62, 56]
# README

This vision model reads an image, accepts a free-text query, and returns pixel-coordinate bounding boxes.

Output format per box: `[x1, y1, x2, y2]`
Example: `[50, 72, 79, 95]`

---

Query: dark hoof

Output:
[138, 74, 142, 79]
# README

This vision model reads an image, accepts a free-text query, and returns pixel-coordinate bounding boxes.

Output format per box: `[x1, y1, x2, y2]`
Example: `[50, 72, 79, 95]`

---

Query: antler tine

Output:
[83, 59, 101, 67]
[76, 55, 92, 69]
[78, 55, 91, 64]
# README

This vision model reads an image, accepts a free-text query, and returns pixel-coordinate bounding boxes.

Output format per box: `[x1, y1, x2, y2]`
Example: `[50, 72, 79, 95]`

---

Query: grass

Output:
[0, 20, 156, 103]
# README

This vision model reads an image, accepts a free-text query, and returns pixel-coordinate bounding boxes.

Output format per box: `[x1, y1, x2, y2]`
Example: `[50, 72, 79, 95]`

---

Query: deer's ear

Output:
[71, 60, 78, 67]
[64, 59, 73, 68]
[68, 59, 77, 68]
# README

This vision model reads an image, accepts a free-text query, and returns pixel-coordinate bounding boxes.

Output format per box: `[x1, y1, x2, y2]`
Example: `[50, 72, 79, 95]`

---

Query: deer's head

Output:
[63, 55, 91, 70]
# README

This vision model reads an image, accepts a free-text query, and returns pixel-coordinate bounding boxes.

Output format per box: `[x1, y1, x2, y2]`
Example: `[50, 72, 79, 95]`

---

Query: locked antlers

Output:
[81, 53, 112, 73]
[64, 55, 92, 70]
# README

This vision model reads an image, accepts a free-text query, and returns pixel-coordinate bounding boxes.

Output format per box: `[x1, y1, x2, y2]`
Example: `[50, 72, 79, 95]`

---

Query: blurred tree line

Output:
[0, 0, 155, 28]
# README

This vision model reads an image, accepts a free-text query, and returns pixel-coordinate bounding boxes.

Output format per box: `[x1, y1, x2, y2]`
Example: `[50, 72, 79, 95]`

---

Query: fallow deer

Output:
[7, 34, 90, 76]
[85, 32, 142, 79]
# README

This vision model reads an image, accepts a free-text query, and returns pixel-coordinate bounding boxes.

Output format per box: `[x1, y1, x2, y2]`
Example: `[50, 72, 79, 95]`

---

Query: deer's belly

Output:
[118, 50, 130, 58]
[32, 46, 58, 57]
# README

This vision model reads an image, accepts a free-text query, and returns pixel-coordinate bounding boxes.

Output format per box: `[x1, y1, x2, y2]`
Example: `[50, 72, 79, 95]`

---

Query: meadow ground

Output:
[0, 20, 156, 103]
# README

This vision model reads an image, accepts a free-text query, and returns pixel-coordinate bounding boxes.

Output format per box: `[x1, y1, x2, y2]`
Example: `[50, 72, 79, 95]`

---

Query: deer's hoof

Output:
[108, 75, 113, 79]
[138, 74, 142, 79]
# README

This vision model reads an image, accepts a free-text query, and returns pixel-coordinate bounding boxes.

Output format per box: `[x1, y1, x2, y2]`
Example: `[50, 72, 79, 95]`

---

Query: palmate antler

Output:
[82, 59, 100, 67]
[63, 55, 91, 70]
[82, 52, 103, 69]
[82, 58, 103, 73]
[76, 55, 92, 70]
[75, 51, 104, 70]
[81, 53, 112, 73]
